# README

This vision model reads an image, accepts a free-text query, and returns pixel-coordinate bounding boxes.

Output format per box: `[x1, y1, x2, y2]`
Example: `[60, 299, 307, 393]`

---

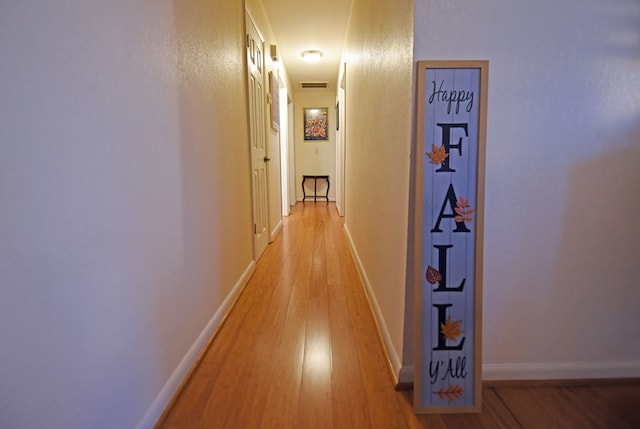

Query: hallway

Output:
[2, 1, 639, 427]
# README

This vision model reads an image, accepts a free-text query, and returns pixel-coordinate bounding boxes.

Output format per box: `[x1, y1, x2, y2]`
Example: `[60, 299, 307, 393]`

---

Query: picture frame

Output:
[269, 71, 280, 131]
[303, 107, 328, 140]
[413, 60, 488, 414]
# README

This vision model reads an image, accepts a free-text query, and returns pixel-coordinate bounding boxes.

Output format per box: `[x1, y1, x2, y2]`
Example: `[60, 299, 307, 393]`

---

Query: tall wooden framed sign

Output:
[414, 60, 488, 413]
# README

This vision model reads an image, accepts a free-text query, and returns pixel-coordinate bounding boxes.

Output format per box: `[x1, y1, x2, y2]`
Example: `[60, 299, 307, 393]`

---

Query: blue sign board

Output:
[414, 61, 488, 413]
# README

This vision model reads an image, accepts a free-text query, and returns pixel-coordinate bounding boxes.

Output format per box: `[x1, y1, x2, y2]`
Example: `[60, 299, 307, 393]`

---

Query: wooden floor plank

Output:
[258, 286, 306, 428]
[479, 387, 523, 428]
[495, 385, 605, 428]
[296, 215, 334, 428]
[328, 290, 374, 428]
[259, 214, 311, 428]
[220, 263, 292, 427]
[565, 384, 640, 429]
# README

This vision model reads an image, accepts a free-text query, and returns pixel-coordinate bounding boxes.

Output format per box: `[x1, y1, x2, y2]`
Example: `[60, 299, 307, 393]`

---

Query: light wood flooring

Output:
[157, 202, 640, 428]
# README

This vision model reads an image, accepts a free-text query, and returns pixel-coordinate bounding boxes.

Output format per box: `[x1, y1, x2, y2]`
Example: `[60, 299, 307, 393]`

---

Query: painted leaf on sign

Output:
[427, 144, 449, 165]
[441, 316, 464, 342]
[454, 197, 474, 223]
[434, 385, 465, 402]
[425, 265, 442, 285]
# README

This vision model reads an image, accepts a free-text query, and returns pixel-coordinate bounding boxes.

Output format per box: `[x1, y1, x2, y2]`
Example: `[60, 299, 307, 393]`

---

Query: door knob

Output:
[264, 156, 271, 162]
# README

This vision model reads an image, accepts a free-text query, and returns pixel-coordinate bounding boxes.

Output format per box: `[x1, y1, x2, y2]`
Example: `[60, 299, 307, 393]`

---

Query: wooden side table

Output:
[302, 175, 330, 201]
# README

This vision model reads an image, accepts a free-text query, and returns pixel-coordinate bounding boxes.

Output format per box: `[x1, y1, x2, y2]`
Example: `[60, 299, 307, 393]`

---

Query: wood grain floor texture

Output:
[158, 202, 640, 429]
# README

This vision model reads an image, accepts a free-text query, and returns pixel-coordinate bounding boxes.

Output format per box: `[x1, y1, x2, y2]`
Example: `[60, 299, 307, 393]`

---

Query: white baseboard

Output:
[270, 219, 283, 242]
[136, 261, 256, 429]
[482, 360, 640, 381]
[343, 224, 402, 382]
[399, 360, 640, 385]
[398, 365, 414, 385]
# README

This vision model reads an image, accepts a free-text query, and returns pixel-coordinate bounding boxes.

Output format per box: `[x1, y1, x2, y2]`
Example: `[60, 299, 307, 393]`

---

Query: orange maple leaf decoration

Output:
[434, 385, 465, 401]
[454, 196, 474, 223]
[441, 316, 464, 342]
[427, 144, 448, 165]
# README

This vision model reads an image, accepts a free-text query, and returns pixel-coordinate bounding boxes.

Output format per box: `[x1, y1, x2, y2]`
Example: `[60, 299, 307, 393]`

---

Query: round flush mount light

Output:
[301, 50, 323, 63]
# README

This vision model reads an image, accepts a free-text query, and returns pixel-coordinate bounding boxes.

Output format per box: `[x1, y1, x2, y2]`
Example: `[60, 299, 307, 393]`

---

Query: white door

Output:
[246, 13, 269, 259]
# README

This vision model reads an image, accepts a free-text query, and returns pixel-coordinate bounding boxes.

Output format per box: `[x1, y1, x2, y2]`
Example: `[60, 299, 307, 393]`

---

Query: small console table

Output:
[302, 175, 330, 201]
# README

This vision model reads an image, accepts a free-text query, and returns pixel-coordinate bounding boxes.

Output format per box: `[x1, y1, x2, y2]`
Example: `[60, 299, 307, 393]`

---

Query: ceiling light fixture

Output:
[301, 50, 323, 63]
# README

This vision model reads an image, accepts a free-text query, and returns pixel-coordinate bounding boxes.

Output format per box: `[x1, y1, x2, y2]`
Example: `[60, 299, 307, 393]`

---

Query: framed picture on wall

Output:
[269, 71, 280, 131]
[303, 107, 328, 140]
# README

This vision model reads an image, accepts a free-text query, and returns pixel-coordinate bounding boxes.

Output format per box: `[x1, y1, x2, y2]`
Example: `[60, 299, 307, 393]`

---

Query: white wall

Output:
[294, 92, 338, 201]
[0, 1, 255, 427]
[342, 0, 414, 377]
[413, 0, 640, 379]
